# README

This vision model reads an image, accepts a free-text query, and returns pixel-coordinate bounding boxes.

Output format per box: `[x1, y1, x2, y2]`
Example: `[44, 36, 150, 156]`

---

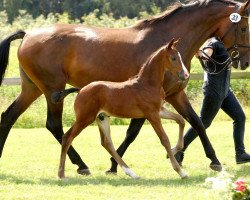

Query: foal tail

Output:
[51, 88, 80, 104]
[0, 30, 26, 85]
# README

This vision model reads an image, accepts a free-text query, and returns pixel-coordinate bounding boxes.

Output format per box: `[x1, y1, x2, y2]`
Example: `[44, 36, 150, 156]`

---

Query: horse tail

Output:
[51, 88, 80, 104]
[0, 30, 26, 85]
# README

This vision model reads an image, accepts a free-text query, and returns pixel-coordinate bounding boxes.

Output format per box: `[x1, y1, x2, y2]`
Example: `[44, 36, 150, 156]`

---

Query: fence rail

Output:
[2, 72, 250, 85]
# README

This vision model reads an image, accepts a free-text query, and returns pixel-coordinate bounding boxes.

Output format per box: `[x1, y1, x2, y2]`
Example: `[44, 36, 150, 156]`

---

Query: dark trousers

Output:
[183, 90, 246, 154]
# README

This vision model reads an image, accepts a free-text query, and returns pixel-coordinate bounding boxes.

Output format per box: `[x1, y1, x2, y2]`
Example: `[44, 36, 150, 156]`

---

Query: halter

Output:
[221, 4, 250, 61]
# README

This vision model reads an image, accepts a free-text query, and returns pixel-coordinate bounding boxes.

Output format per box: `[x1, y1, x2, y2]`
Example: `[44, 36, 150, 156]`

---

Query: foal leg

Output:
[166, 90, 222, 171]
[148, 114, 188, 179]
[58, 122, 86, 179]
[46, 98, 90, 175]
[107, 118, 146, 174]
[159, 106, 185, 156]
[97, 114, 139, 179]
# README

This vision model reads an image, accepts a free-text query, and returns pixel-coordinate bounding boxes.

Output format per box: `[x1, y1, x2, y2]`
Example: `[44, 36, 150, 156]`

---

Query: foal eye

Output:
[171, 56, 177, 62]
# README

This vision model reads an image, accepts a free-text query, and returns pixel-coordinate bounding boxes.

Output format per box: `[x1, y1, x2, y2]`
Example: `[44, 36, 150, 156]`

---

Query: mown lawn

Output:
[0, 121, 249, 200]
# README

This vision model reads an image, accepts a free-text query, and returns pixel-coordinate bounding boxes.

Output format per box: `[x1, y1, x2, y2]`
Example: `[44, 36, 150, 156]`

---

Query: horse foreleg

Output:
[0, 80, 41, 157]
[107, 118, 146, 174]
[46, 99, 90, 175]
[97, 114, 139, 179]
[166, 90, 222, 171]
[159, 106, 185, 157]
[148, 114, 188, 179]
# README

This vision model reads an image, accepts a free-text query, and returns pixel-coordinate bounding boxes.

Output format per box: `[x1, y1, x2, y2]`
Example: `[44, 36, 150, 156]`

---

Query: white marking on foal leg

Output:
[121, 166, 140, 179]
[97, 113, 111, 134]
[97, 113, 139, 179]
[179, 170, 188, 179]
[171, 147, 178, 155]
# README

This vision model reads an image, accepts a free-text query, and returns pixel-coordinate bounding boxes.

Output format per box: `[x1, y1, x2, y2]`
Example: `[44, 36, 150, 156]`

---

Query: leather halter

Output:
[220, 5, 250, 61]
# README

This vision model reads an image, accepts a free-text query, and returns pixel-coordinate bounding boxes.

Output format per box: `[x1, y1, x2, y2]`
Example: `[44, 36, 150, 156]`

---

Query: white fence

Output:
[2, 72, 250, 85]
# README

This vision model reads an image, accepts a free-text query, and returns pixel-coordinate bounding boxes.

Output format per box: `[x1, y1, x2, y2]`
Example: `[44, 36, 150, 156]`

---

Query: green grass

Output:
[0, 121, 249, 199]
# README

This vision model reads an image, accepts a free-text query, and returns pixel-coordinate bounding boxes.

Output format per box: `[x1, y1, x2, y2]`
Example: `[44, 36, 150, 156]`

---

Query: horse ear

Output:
[166, 38, 175, 49]
[241, 0, 250, 12]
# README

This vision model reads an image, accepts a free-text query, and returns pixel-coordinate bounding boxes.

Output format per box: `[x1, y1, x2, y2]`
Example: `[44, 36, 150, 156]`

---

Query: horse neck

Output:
[136, 52, 165, 89]
[143, 2, 236, 70]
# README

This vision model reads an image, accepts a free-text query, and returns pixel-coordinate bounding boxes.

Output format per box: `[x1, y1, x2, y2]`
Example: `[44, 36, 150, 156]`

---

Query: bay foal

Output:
[53, 39, 189, 179]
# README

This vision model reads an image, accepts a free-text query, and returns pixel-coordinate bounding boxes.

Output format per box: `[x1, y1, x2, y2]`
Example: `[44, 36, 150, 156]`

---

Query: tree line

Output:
[0, 0, 182, 23]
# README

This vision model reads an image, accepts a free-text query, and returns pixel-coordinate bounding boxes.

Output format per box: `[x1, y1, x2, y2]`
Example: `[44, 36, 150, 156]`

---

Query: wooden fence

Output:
[2, 72, 250, 85]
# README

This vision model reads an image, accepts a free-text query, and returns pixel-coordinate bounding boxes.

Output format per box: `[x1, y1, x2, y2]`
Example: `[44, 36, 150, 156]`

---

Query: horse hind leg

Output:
[96, 113, 139, 179]
[159, 106, 185, 157]
[0, 76, 42, 157]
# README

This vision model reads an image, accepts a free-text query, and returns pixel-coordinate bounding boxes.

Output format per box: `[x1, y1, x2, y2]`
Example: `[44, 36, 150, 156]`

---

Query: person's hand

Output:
[195, 50, 203, 58]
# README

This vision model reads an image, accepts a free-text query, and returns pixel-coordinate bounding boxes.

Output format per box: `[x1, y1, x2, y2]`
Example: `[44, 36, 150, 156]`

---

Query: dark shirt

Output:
[202, 39, 232, 99]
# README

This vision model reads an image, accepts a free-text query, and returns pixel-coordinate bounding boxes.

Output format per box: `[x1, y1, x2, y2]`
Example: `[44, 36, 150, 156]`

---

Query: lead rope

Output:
[197, 50, 232, 75]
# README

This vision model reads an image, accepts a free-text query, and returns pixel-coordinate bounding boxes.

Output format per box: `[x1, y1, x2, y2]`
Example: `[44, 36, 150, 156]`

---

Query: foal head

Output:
[161, 39, 189, 81]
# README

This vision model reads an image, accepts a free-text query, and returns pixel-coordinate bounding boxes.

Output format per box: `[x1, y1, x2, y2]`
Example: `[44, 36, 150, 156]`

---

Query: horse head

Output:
[163, 38, 189, 81]
[216, 0, 250, 70]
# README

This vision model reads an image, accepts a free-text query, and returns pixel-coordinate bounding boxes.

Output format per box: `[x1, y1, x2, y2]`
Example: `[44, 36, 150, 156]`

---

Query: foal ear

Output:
[166, 38, 175, 50]
[173, 38, 180, 48]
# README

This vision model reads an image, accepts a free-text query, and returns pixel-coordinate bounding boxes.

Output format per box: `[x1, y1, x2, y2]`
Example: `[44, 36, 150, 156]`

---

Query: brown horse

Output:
[53, 39, 189, 179]
[0, 0, 249, 175]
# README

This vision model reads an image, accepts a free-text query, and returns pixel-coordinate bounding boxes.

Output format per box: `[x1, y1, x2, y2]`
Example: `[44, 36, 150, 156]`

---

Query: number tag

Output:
[229, 13, 241, 23]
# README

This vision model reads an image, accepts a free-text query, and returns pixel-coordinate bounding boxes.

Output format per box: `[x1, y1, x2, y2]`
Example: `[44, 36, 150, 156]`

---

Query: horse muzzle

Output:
[232, 59, 249, 70]
[178, 69, 189, 81]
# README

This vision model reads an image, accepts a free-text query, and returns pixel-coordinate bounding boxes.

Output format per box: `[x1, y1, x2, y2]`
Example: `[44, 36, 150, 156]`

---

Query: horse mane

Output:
[134, 0, 238, 28]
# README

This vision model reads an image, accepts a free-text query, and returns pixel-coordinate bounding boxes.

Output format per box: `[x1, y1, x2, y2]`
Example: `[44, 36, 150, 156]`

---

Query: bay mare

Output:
[0, 0, 249, 174]
[53, 40, 189, 179]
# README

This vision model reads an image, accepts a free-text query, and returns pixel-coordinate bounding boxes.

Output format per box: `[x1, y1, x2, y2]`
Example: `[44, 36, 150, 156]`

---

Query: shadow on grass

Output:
[2, 165, 249, 187]
[0, 172, 210, 187]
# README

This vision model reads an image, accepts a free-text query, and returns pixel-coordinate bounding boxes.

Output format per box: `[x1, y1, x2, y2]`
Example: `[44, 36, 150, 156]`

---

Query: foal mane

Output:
[135, 45, 166, 78]
[135, 0, 238, 28]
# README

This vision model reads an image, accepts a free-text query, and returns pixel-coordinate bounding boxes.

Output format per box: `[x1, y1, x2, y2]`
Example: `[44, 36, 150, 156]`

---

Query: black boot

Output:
[174, 151, 184, 166]
[236, 152, 250, 164]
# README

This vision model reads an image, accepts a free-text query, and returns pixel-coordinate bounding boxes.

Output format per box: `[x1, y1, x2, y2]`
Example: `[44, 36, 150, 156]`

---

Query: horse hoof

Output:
[77, 168, 91, 175]
[209, 164, 223, 172]
[105, 169, 117, 175]
[58, 173, 65, 179]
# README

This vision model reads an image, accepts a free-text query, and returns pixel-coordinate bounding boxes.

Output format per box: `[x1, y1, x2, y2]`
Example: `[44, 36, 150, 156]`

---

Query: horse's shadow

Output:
[1, 165, 249, 187]
[0, 172, 212, 187]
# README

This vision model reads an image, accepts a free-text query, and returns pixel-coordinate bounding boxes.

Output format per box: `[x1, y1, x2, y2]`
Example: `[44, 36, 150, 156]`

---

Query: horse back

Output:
[17, 24, 154, 90]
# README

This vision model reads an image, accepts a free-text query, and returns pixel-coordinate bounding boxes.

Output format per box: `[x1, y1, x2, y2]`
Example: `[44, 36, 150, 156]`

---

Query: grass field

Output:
[0, 121, 249, 200]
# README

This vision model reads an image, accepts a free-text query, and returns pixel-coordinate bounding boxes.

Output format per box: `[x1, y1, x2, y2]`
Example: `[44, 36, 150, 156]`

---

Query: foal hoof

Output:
[77, 168, 91, 175]
[181, 173, 189, 179]
[181, 174, 189, 179]
[105, 169, 117, 175]
[209, 164, 223, 172]
[180, 171, 189, 179]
